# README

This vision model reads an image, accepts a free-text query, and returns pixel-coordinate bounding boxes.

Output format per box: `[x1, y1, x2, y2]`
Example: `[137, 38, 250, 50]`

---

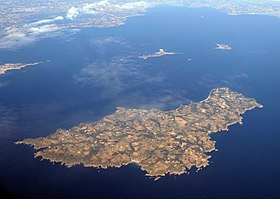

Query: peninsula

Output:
[0, 62, 41, 75]
[139, 49, 177, 60]
[215, 44, 232, 50]
[16, 88, 262, 180]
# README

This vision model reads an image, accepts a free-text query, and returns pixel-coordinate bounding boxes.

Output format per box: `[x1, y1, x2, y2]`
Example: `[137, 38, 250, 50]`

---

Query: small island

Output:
[215, 44, 232, 50]
[139, 49, 177, 60]
[16, 88, 262, 180]
[0, 62, 41, 75]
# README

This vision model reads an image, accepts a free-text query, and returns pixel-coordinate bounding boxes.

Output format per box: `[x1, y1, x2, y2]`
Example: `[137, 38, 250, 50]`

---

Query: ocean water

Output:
[0, 6, 280, 199]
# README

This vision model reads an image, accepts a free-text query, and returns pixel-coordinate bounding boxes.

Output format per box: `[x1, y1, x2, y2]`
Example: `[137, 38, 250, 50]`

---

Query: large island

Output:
[16, 88, 262, 179]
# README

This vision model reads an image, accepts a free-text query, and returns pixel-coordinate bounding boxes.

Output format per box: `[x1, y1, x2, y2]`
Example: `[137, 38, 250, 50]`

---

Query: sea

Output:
[0, 6, 280, 199]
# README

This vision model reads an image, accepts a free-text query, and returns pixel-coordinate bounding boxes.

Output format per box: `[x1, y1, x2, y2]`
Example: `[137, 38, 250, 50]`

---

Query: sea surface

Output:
[0, 6, 280, 199]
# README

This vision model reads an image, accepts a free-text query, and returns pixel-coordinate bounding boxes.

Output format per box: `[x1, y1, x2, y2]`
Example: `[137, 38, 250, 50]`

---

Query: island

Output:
[215, 44, 232, 50]
[0, 62, 41, 75]
[139, 49, 177, 60]
[16, 88, 263, 180]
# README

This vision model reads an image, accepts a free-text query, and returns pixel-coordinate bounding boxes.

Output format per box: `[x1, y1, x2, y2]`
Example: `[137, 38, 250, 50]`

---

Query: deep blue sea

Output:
[0, 7, 280, 199]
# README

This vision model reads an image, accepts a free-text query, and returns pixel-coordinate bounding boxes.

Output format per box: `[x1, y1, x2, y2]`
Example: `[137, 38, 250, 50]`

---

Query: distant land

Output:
[16, 88, 263, 180]
[1, 0, 280, 30]
[1, 0, 280, 49]
[139, 49, 177, 60]
[0, 62, 41, 75]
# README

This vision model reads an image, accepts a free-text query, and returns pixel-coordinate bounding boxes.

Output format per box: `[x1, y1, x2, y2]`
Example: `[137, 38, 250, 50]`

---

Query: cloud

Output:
[74, 56, 163, 96]
[73, 54, 191, 110]
[0, 24, 64, 49]
[84, 0, 152, 12]
[113, 88, 191, 110]
[0, 82, 8, 88]
[28, 24, 62, 34]
[89, 36, 135, 54]
[66, 7, 80, 20]
[114, 1, 152, 10]
[28, 16, 64, 26]
[0, 104, 18, 137]
[191, 72, 250, 92]
[0, 15, 80, 49]
[83, 0, 153, 16]
[90, 36, 125, 46]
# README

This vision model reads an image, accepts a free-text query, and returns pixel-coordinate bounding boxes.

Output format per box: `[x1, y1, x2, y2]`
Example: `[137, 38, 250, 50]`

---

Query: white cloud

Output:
[0, 19, 65, 49]
[81, 0, 152, 14]
[74, 55, 190, 109]
[0, 104, 17, 136]
[29, 16, 64, 26]
[29, 24, 61, 34]
[113, 89, 191, 110]
[74, 57, 163, 96]
[0, 82, 8, 88]
[66, 7, 80, 20]
[81, 4, 99, 15]
[114, 1, 152, 10]
[90, 36, 129, 49]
